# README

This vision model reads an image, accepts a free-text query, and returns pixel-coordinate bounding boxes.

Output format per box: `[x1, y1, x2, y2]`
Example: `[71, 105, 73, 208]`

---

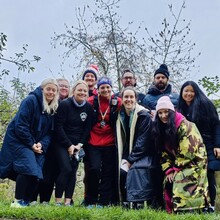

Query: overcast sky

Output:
[1, 0, 220, 94]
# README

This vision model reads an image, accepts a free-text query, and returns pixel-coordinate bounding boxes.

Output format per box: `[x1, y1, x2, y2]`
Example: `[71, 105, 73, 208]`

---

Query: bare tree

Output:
[143, 1, 200, 90]
[52, 0, 151, 91]
[52, 0, 200, 92]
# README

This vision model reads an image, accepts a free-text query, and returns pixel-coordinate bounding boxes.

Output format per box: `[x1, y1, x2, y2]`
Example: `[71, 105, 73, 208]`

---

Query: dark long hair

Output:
[152, 110, 178, 153]
[177, 81, 219, 129]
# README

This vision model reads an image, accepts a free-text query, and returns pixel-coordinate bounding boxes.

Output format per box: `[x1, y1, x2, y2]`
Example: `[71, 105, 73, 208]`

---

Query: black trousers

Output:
[32, 146, 59, 202]
[85, 145, 117, 205]
[15, 174, 39, 202]
[55, 147, 78, 199]
[120, 169, 128, 202]
[207, 169, 216, 206]
[151, 166, 165, 209]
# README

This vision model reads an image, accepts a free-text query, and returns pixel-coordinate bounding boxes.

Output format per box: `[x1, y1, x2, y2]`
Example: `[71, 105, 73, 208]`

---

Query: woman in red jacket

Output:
[84, 76, 122, 207]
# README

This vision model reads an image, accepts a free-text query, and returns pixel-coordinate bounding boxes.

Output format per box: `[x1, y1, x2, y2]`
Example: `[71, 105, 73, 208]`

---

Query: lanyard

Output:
[98, 95, 110, 127]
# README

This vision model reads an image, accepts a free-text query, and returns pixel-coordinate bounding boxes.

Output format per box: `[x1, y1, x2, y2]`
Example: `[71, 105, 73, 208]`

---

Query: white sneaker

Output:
[29, 201, 38, 206]
[10, 200, 27, 208]
[208, 206, 215, 213]
[41, 201, 49, 206]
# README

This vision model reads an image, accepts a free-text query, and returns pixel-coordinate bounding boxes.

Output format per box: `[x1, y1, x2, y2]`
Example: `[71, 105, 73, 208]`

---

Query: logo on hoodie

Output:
[80, 112, 88, 121]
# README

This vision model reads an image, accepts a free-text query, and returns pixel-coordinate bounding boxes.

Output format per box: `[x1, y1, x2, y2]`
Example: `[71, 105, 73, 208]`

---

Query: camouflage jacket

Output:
[161, 112, 208, 212]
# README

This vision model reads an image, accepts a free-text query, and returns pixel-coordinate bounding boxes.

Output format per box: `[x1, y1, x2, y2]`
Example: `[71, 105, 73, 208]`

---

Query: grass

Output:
[0, 202, 220, 220]
[0, 167, 220, 220]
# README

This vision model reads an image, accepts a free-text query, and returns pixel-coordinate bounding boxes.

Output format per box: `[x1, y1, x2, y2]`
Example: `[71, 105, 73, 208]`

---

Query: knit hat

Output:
[154, 64, 170, 79]
[82, 64, 98, 80]
[97, 76, 112, 88]
[156, 96, 175, 112]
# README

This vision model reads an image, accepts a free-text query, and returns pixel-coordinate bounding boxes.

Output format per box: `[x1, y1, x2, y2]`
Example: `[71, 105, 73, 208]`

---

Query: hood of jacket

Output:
[29, 86, 44, 112]
[175, 111, 185, 128]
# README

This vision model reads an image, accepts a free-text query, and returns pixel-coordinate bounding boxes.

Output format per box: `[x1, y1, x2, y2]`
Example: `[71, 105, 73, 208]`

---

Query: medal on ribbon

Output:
[100, 120, 106, 128]
[98, 95, 110, 128]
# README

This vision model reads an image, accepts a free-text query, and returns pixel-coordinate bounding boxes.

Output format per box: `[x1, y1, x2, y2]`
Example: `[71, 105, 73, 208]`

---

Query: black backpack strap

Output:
[110, 95, 119, 127]
[91, 95, 99, 126]
[110, 94, 118, 112]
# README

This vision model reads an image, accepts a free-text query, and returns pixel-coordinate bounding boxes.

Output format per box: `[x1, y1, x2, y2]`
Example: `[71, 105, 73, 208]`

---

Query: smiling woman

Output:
[56, 78, 70, 101]
[121, 87, 137, 112]
[116, 86, 156, 209]
[53, 79, 93, 206]
[152, 96, 209, 213]
[0, 78, 59, 208]
[177, 81, 220, 213]
[84, 76, 122, 207]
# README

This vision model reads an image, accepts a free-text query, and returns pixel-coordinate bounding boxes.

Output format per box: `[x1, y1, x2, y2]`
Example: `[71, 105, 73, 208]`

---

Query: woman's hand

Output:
[74, 144, 82, 152]
[68, 145, 75, 156]
[68, 144, 82, 157]
[214, 148, 220, 159]
[120, 159, 131, 172]
[32, 143, 43, 154]
[127, 161, 131, 169]
[166, 172, 174, 183]
[166, 171, 178, 183]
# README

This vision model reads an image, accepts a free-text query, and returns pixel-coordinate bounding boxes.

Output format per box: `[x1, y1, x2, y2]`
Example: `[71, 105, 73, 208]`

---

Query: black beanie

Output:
[154, 64, 170, 79]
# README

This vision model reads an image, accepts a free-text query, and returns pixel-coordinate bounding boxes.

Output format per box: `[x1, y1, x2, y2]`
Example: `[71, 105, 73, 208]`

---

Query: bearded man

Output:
[143, 64, 179, 111]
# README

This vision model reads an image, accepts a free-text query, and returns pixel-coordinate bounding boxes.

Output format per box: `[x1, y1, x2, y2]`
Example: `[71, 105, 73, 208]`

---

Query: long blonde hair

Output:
[41, 78, 59, 114]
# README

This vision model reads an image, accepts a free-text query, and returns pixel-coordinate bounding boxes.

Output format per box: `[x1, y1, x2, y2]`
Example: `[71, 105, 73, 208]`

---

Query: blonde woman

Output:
[31, 78, 70, 204]
[54, 80, 93, 206]
[0, 78, 59, 208]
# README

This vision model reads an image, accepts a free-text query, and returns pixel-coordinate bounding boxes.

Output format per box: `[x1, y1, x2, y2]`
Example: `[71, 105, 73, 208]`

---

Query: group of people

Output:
[0, 63, 219, 214]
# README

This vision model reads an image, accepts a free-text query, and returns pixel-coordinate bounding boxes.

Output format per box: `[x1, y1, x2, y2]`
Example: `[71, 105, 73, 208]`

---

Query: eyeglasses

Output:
[59, 84, 69, 88]
[122, 77, 135, 80]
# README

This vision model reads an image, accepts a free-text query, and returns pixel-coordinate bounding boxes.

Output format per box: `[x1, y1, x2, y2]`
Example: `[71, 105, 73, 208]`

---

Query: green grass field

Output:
[0, 201, 220, 220]
[0, 166, 220, 220]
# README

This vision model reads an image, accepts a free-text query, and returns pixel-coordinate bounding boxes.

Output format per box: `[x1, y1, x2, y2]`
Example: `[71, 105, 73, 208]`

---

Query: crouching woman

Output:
[152, 96, 208, 213]
[116, 87, 156, 209]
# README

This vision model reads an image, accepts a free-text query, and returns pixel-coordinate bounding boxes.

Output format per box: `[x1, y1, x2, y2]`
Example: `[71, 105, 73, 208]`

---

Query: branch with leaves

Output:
[199, 76, 220, 111]
[0, 33, 41, 80]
